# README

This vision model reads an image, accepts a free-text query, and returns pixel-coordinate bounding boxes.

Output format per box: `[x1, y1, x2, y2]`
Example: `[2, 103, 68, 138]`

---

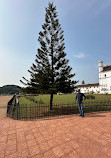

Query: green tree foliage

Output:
[82, 80, 85, 84]
[0, 85, 21, 94]
[20, 2, 78, 109]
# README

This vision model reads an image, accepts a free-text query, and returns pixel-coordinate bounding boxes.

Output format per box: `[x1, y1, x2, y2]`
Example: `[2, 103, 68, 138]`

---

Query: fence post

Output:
[17, 103, 19, 120]
[26, 104, 27, 120]
[30, 104, 31, 120]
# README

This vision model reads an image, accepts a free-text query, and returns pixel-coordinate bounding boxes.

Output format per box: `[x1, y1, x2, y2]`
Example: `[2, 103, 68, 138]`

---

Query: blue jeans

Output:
[78, 102, 84, 117]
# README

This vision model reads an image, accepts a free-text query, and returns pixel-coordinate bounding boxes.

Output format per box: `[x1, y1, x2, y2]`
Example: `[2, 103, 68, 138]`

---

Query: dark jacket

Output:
[76, 93, 86, 103]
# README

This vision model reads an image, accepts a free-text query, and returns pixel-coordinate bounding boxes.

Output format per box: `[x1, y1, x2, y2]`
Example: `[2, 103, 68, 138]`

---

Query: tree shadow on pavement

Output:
[85, 113, 106, 117]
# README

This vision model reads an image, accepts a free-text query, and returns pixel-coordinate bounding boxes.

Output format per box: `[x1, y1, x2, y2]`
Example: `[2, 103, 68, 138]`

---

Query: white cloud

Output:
[74, 52, 85, 59]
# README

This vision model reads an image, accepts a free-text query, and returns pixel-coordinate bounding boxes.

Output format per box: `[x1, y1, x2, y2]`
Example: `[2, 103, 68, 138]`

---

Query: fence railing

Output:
[7, 95, 16, 117]
[8, 99, 111, 120]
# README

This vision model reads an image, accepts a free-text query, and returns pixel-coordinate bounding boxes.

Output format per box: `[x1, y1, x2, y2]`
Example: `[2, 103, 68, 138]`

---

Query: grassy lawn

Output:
[12, 94, 111, 120]
[19, 94, 111, 105]
[19, 94, 76, 105]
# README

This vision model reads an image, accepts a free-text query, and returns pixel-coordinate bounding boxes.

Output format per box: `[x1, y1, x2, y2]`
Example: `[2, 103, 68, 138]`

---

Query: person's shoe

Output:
[79, 114, 82, 116]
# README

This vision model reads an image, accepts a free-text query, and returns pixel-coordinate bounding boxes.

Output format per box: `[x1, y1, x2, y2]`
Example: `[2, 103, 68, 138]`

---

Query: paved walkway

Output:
[0, 96, 12, 119]
[0, 97, 111, 158]
[0, 112, 111, 158]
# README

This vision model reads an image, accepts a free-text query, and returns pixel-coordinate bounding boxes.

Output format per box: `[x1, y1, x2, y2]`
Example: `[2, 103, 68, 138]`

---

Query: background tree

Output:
[20, 2, 78, 109]
[82, 80, 85, 84]
[0, 85, 21, 95]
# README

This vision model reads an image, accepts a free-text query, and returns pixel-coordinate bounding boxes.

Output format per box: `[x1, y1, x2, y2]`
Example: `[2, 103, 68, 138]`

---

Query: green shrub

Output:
[86, 95, 95, 99]
[57, 92, 63, 95]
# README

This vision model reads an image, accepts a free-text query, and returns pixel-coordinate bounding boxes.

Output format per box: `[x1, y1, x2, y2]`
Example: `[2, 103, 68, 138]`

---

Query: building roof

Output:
[76, 83, 99, 88]
[102, 65, 111, 72]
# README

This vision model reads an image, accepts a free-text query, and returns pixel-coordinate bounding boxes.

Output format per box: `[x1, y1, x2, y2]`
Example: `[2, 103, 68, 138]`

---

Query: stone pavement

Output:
[0, 112, 111, 158]
[0, 96, 12, 119]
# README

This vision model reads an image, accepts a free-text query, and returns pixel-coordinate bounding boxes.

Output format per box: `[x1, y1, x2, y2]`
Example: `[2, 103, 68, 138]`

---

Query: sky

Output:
[0, 0, 111, 87]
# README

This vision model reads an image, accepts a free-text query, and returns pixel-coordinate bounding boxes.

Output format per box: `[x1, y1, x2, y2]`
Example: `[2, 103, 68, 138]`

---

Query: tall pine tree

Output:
[20, 2, 78, 109]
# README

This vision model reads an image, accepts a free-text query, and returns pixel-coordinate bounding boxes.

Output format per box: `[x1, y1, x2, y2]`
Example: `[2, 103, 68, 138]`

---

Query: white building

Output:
[76, 83, 99, 94]
[76, 61, 111, 94]
[99, 61, 111, 94]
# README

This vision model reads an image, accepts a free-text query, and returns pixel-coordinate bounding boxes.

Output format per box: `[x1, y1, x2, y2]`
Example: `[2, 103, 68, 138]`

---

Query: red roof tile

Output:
[76, 83, 99, 88]
[102, 65, 111, 72]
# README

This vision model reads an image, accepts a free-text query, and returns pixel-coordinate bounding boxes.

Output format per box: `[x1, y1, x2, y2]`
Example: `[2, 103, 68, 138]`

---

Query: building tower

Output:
[98, 61, 103, 93]
[98, 60, 103, 73]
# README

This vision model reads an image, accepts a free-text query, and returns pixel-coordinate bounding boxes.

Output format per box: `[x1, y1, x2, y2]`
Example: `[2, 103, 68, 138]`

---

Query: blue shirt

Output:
[76, 93, 86, 103]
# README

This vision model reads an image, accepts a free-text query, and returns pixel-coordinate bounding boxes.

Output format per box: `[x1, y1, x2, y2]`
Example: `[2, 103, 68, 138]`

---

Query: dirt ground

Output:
[0, 95, 12, 119]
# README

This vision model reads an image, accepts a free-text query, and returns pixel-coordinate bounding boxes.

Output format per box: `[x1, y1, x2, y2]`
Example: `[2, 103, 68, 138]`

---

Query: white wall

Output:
[76, 86, 100, 94]
[99, 70, 111, 94]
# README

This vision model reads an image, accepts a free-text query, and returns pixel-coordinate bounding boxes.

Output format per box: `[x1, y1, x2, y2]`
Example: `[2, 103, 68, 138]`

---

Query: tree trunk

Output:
[50, 93, 53, 110]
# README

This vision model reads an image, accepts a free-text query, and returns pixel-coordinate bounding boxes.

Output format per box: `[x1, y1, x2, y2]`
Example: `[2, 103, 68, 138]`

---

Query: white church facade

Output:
[76, 61, 111, 94]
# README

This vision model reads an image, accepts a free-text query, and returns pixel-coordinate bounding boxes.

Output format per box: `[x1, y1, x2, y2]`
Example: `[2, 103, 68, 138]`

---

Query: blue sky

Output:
[0, 0, 111, 87]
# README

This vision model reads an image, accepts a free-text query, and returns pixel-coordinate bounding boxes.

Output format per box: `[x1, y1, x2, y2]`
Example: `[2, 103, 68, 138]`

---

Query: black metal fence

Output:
[7, 95, 111, 120]
[7, 95, 16, 117]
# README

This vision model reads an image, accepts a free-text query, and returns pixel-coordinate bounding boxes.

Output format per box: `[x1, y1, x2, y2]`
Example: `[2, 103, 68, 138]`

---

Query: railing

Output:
[7, 94, 19, 118]
[10, 100, 111, 120]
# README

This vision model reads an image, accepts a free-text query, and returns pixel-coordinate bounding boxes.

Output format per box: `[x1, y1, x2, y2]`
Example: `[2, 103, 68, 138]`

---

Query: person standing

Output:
[76, 89, 86, 117]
